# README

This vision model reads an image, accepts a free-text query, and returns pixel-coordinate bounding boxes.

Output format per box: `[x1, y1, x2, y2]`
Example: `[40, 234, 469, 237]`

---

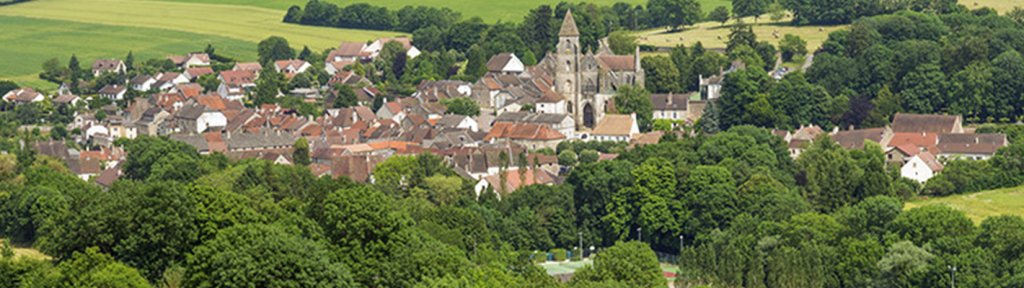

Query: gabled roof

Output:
[559, 10, 579, 37]
[219, 70, 256, 86]
[92, 59, 123, 71]
[486, 53, 520, 72]
[4, 88, 43, 102]
[936, 133, 1007, 155]
[233, 62, 262, 72]
[482, 168, 557, 194]
[98, 85, 127, 95]
[891, 113, 961, 134]
[592, 114, 636, 136]
[832, 128, 887, 149]
[651, 93, 688, 111]
[889, 132, 938, 150]
[185, 67, 214, 78]
[485, 122, 565, 141]
[913, 151, 944, 172]
[596, 55, 635, 71]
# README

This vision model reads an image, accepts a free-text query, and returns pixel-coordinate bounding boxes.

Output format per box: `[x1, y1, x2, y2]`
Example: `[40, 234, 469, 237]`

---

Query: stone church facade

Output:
[537, 10, 645, 129]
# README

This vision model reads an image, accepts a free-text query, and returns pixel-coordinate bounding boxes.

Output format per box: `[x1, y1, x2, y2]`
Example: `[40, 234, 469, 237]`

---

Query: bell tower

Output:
[555, 10, 583, 128]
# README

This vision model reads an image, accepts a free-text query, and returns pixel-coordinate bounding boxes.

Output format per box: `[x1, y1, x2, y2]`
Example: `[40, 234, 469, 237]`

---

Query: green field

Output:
[0, 15, 258, 89]
[158, 0, 732, 23]
[905, 185, 1024, 224]
[0, 0, 399, 88]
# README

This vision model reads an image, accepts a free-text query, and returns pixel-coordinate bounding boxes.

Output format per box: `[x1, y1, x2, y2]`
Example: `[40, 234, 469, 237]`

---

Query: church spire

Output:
[559, 10, 580, 37]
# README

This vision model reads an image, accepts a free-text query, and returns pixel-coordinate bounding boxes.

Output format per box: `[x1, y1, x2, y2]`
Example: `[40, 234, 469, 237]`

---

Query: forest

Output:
[1, 124, 1023, 287]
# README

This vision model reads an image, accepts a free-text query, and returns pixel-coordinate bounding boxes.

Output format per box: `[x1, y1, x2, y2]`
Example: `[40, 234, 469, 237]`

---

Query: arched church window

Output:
[567, 101, 574, 113]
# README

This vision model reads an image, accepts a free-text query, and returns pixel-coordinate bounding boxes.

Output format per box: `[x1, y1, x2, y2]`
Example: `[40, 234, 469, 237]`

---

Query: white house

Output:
[92, 59, 126, 77]
[217, 70, 257, 101]
[901, 151, 943, 183]
[364, 37, 421, 59]
[98, 85, 128, 101]
[590, 113, 639, 142]
[2, 88, 44, 103]
[130, 75, 156, 91]
[274, 60, 312, 75]
[435, 114, 479, 132]
[485, 53, 525, 75]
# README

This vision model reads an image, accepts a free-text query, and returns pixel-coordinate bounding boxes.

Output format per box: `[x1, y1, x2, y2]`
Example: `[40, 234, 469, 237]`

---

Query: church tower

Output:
[555, 10, 587, 129]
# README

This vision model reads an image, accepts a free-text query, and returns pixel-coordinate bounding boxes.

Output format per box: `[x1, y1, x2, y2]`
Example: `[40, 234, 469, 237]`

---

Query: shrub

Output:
[551, 248, 567, 261]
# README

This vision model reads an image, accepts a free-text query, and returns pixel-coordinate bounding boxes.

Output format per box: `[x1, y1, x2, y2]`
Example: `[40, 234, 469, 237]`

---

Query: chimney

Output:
[667, 93, 673, 105]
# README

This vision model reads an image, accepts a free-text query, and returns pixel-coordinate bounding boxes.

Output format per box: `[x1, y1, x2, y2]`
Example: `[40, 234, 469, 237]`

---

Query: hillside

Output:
[636, 16, 846, 52]
[905, 185, 1024, 224]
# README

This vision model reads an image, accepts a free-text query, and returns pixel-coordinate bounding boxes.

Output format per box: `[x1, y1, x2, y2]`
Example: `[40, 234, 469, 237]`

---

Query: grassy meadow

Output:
[159, 0, 733, 23]
[636, 16, 847, 52]
[905, 185, 1024, 224]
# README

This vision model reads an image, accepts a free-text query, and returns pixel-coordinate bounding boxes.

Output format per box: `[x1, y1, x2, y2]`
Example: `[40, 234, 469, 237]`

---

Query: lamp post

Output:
[637, 227, 642, 242]
[578, 231, 583, 258]
[679, 235, 684, 251]
[948, 265, 957, 288]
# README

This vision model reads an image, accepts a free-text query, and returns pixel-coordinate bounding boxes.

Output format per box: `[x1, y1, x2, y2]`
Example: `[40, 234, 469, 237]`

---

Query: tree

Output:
[464, 45, 488, 79]
[708, 6, 731, 25]
[257, 36, 295, 65]
[558, 150, 578, 167]
[607, 30, 638, 55]
[642, 55, 681, 93]
[875, 241, 934, 288]
[797, 135, 862, 211]
[441, 97, 480, 116]
[125, 51, 135, 72]
[331, 86, 358, 108]
[732, 0, 769, 21]
[726, 24, 757, 53]
[779, 34, 807, 62]
[292, 138, 310, 166]
[55, 247, 151, 288]
[320, 186, 410, 286]
[283, 5, 303, 23]
[571, 241, 663, 287]
[0, 80, 17, 97]
[186, 224, 352, 288]
[865, 85, 900, 127]
[647, 0, 703, 31]
[613, 85, 653, 131]
[578, 149, 600, 164]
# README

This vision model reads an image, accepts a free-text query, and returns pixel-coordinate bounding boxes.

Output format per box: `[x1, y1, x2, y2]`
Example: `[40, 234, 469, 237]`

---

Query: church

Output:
[473, 10, 644, 130]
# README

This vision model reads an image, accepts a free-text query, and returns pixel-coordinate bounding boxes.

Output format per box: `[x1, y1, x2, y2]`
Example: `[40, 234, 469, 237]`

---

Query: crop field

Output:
[158, 0, 732, 23]
[905, 185, 1024, 224]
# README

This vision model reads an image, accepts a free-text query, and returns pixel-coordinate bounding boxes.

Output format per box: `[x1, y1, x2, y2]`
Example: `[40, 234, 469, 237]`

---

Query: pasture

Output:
[158, 0, 732, 23]
[905, 185, 1024, 224]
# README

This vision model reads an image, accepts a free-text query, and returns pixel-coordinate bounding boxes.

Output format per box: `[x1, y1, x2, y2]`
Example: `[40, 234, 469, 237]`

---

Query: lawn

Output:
[0, 15, 258, 89]
[158, 0, 733, 23]
[0, 0, 398, 51]
[0, 238, 51, 261]
[963, 0, 1024, 13]
[636, 16, 847, 52]
[905, 185, 1024, 224]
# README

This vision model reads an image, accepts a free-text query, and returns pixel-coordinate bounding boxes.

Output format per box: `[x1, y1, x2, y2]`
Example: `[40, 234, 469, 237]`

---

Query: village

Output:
[4, 12, 1010, 195]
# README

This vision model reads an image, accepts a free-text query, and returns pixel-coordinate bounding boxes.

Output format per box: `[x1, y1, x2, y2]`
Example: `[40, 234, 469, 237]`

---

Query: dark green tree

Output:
[257, 36, 295, 65]
[292, 138, 310, 166]
[708, 6, 731, 24]
[613, 85, 653, 131]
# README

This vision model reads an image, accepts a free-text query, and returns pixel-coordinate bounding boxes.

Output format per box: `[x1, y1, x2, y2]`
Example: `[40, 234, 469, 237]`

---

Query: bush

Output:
[571, 248, 583, 261]
[550, 248, 567, 261]
[532, 251, 548, 263]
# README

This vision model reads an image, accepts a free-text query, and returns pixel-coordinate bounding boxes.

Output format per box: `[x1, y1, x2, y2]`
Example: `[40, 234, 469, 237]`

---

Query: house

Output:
[495, 112, 575, 139]
[901, 151, 943, 183]
[52, 93, 81, 106]
[787, 125, 826, 159]
[698, 60, 744, 100]
[590, 113, 639, 142]
[217, 70, 257, 101]
[184, 67, 214, 80]
[98, 85, 128, 101]
[435, 114, 479, 132]
[133, 107, 170, 136]
[174, 102, 227, 134]
[651, 93, 699, 122]
[364, 37, 421, 59]
[484, 122, 566, 150]
[232, 62, 263, 74]
[325, 60, 355, 75]
[274, 60, 312, 77]
[168, 53, 211, 68]
[885, 132, 938, 163]
[327, 42, 370, 62]
[92, 59, 126, 77]
[891, 113, 963, 134]
[2, 88, 44, 103]
[936, 133, 1008, 160]
[376, 102, 405, 121]
[130, 75, 157, 91]
[486, 53, 525, 75]
[473, 168, 557, 197]
[153, 72, 190, 91]
[832, 127, 892, 149]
